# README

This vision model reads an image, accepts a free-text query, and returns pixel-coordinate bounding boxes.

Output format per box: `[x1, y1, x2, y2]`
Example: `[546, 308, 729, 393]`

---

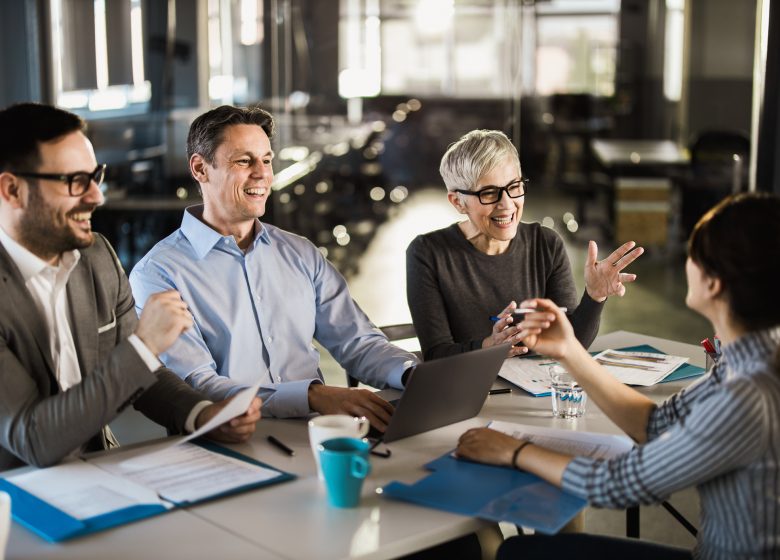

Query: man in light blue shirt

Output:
[130, 105, 417, 430]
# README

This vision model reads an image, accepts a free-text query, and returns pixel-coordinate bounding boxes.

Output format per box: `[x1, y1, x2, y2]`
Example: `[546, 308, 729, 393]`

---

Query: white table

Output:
[5, 331, 703, 560]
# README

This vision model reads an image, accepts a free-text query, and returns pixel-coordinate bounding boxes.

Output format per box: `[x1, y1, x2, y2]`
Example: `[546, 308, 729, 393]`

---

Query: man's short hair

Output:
[186, 105, 275, 165]
[439, 129, 519, 192]
[0, 103, 85, 172]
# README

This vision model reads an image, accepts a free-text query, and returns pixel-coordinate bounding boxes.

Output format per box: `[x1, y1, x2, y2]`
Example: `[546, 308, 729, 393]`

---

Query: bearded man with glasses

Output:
[406, 129, 644, 360]
[0, 103, 260, 470]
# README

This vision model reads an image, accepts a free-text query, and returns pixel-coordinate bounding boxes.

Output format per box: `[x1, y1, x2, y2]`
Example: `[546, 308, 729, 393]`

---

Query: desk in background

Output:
[5, 331, 702, 560]
[591, 140, 690, 247]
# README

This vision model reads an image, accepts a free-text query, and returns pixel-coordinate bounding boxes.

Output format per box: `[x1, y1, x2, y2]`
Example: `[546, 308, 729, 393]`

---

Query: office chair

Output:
[347, 323, 420, 388]
[681, 130, 750, 236]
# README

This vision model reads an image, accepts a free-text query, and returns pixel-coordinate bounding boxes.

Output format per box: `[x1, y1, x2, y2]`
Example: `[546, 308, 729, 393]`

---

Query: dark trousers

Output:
[497, 534, 692, 560]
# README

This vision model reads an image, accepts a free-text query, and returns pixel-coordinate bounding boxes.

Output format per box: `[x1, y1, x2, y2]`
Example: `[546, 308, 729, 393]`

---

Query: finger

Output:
[586, 240, 598, 268]
[614, 246, 644, 269]
[352, 394, 393, 427]
[508, 345, 529, 357]
[492, 315, 513, 333]
[607, 240, 636, 261]
[500, 301, 518, 316]
[619, 273, 637, 283]
[361, 390, 394, 415]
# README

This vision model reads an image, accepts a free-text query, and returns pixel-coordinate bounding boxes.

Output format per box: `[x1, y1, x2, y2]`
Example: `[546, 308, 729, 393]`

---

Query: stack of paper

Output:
[499, 345, 704, 396]
[592, 349, 688, 386]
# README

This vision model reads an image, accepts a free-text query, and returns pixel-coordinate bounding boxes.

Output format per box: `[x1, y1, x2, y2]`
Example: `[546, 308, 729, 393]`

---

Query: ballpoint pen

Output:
[267, 435, 295, 456]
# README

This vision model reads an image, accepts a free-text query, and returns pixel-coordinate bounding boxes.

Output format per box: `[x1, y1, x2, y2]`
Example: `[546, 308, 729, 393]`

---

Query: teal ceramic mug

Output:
[318, 437, 371, 508]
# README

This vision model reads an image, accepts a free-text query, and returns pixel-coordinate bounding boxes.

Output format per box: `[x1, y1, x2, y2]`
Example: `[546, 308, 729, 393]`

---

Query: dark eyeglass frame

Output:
[11, 163, 107, 197]
[454, 177, 529, 205]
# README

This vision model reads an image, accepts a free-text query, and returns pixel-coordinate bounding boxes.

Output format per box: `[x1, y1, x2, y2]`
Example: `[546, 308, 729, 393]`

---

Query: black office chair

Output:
[347, 323, 420, 388]
[681, 130, 750, 236]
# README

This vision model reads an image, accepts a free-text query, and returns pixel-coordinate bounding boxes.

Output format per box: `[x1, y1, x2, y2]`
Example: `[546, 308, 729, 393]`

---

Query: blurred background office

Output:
[2, 0, 779, 549]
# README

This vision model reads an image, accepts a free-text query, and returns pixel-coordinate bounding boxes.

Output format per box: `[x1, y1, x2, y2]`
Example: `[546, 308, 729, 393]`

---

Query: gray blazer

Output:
[0, 233, 204, 471]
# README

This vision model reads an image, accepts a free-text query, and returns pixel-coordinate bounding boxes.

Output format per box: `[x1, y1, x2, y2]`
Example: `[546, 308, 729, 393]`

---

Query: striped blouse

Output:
[561, 327, 780, 559]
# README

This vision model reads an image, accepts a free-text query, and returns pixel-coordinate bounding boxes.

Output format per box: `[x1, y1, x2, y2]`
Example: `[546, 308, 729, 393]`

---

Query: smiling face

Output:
[18, 131, 104, 263]
[196, 124, 274, 238]
[447, 156, 524, 254]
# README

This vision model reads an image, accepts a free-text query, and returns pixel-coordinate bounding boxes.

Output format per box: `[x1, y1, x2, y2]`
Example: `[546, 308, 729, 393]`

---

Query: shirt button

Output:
[223, 238, 230, 245]
[267, 336, 273, 343]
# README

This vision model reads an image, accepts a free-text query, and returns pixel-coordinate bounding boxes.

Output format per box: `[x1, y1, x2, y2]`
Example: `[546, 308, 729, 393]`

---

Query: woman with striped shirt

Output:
[456, 192, 780, 559]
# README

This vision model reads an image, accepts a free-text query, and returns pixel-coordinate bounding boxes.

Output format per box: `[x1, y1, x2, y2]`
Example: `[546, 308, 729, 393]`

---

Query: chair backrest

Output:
[690, 130, 750, 174]
[346, 323, 420, 388]
[689, 130, 750, 193]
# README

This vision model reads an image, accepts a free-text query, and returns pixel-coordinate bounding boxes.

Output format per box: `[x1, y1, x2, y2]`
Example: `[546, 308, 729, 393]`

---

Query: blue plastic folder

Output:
[383, 452, 587, 534]
[0, 440, 295, 542]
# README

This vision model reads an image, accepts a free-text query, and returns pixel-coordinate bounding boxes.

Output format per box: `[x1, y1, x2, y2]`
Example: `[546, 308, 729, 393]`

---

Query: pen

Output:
[700, 338, 716, 354]
[488, 388, 511, 395]
[489, 307, 568, 322]
[267, 435, 295, 456]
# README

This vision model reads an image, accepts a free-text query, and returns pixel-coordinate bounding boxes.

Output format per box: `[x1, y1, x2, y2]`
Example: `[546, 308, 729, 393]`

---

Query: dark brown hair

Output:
[186, 105, 275, 164]
[0, 103, 85, 172]
[689, 192, 780, 369]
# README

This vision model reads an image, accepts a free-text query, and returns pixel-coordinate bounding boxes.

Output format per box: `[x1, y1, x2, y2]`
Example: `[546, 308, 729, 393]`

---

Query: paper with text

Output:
[592, 350, 688, 386]
[498, 356, 556, 396]
[8, 461, 169, 520]
[489, 420, 633, 460]
[92, 443, 279, 504]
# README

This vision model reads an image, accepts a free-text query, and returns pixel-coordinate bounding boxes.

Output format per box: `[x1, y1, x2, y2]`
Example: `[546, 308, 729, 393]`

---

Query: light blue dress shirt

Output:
[129, 205, 417, 418]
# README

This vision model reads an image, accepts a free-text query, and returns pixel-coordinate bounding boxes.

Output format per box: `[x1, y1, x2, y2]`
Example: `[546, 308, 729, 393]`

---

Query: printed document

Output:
[592, 350, 688, 386]
[489, 420, 633, 460]
[498, 356, 556, 396]
[92, 442, 280, 504]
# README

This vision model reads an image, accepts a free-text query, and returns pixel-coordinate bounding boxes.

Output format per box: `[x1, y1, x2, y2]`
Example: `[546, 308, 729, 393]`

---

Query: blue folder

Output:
[383, 452, 587, 534]
[0, 439, 295, 542]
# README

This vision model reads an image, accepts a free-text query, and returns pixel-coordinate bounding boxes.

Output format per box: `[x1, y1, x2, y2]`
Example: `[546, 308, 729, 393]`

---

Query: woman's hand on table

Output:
[584, 240, 644, 302]
[456, 427, 522, 467]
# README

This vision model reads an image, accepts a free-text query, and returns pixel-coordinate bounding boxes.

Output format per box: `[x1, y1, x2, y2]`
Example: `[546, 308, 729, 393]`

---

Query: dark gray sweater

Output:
[406, 222, 604, 360]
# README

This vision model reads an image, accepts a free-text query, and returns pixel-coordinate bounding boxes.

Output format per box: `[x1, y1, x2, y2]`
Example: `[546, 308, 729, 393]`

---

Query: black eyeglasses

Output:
[454, 178, 529, 205]
[11, 164, 107, 197]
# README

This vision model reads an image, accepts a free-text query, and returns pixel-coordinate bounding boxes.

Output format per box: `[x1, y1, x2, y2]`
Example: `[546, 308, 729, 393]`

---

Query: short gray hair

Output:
[439, 130, 519, 192]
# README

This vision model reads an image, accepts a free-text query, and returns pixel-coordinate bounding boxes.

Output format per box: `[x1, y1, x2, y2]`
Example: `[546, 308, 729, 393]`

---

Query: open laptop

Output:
[376, 344, 509, 443]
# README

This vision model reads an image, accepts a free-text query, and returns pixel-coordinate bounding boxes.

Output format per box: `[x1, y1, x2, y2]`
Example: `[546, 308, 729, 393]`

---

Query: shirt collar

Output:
[721, 326, 780, 373]
[181, 204, 270, 259]
[0, 224, 80, 282]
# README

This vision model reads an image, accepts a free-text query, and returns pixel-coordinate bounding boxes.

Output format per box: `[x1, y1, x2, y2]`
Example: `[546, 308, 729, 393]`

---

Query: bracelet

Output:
[511, 441, 532, 470]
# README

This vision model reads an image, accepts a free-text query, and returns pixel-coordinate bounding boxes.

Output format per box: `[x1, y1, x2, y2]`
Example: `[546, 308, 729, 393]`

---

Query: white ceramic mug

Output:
[308, 415, 370, 480]
[0, 491, 10, 560]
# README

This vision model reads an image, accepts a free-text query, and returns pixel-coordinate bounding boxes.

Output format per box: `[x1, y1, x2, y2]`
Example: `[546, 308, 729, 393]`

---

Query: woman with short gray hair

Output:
[406, 129, 642, 360]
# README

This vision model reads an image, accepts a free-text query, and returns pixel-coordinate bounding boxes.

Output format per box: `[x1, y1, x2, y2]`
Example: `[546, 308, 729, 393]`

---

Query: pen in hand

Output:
[267, 435, 295, 456]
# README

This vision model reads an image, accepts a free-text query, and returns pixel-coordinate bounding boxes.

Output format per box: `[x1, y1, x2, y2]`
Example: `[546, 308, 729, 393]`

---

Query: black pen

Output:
[488, 388, 511, 395]
[267, 435, 295, 456]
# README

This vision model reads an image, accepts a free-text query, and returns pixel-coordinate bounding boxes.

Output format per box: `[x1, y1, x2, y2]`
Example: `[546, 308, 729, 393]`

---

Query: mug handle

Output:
[355, 416, 370, 437]
[350, 456, 370, 479]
